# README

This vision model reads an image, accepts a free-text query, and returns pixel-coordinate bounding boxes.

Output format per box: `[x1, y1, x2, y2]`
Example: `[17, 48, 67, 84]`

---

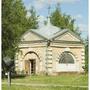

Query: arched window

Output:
[59, 52, 74, 64]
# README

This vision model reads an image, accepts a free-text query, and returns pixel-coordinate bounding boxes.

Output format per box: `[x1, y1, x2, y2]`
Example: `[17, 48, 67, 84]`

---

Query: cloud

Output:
[25, 0, 47, 12]
[33, 0, 46, 10]
[55, 0, 80, 3]
[78, 24, 88, 39]
[75, 14, 83, 19]
[72, 14, 83, 20]
[24, 0, 80, 12]
[38, 15, 47, 27]
[78, 23, 88, 32]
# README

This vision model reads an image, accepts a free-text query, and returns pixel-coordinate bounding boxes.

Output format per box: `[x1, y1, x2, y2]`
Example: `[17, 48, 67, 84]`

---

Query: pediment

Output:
[21, 31, 45, 41]
[54, 32, 81, 42]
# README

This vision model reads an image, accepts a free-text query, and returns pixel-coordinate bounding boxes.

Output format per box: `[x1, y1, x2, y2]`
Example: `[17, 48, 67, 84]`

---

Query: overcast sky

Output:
[22, 0, 88, 39]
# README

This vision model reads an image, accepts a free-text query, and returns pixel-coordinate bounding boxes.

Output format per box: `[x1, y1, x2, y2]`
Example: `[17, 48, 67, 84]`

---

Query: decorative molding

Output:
[81, 53, 84, 56]
[82, 63, 85, 66]
[82, 60, 85, 63]
[53, 40, 82, 44]
[82, 56, 85, 59]
[20, 40, 47, 44]
[64, 47, 70, 52]
[46, 53, 52, 55]
[47, 67, 52, 68]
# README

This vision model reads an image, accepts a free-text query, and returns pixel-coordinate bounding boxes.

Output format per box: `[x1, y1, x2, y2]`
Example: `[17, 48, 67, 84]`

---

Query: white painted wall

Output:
[56, 64, 79, 72]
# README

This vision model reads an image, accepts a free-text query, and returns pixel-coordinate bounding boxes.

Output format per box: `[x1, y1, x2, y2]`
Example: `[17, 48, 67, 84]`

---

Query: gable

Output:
[21, 31, 45, 41]
[54, 32, 81, 42]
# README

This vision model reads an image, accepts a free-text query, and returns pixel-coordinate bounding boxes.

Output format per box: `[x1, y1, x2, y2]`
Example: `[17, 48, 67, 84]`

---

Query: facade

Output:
[15, 20, 85, 75]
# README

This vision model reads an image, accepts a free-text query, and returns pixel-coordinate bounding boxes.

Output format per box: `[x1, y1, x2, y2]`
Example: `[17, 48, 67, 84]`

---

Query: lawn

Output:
[2, 85, 87, 90]
[2, 73, 88, 90]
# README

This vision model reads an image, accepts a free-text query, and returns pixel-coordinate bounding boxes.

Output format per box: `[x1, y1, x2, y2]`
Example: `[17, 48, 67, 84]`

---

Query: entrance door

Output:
[25, 60, 30, 75]
[30, 60, 36, 74]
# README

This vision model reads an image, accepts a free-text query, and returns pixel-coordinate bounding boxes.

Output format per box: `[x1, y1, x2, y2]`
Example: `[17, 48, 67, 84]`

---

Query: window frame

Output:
[59, 51, 75, 64]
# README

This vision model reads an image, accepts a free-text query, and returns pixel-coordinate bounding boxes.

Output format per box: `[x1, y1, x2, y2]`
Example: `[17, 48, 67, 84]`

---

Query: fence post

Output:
[8, 71, 11, 87]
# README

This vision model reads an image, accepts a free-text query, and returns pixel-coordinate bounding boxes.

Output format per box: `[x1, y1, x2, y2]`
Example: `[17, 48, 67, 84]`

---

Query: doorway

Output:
[29, 59, 36, 75]
[25, 59, 36, 75]
[24, 51, 40, 75]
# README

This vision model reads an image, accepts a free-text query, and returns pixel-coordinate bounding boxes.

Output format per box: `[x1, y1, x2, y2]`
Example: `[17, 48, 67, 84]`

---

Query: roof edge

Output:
[20, 29, 48, 40]
[51, 29, 83, 43]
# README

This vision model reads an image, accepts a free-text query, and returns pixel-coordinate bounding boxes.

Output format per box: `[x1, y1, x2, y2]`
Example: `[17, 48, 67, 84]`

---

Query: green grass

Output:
[2, 85, 88, 90]
[2, 74, 88, 90]
[2, 73, 88, 85]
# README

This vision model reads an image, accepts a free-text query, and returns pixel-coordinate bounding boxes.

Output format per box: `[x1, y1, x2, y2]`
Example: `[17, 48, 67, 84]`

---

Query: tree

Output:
[2, 1, 38, 81]
[50, 4, 80, 34]
[84, 38, 88, 73]
[2, 0, 26, 59]
[2, 0, 38, 59]
[27, 6, 38, 29]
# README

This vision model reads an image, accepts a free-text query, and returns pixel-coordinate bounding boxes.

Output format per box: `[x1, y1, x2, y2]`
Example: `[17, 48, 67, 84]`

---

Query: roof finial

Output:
[48, 0, 51, 15]
[47, 1, 51, 25]
[48, 5, 50, 18]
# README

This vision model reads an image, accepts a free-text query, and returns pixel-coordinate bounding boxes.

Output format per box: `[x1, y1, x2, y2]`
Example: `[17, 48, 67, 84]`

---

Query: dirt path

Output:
[2, 82, 88, 88]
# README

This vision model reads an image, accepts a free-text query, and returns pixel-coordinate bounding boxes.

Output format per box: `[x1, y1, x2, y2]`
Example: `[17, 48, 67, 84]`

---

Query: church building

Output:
[15, 19, 85, 75]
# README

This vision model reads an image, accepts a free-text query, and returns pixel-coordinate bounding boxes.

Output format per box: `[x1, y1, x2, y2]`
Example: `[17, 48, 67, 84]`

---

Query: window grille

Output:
[59, 52, 74, 64]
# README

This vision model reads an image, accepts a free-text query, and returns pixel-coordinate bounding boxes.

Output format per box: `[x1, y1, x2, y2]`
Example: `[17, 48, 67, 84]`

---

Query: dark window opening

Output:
[59, 52, 74, 64]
